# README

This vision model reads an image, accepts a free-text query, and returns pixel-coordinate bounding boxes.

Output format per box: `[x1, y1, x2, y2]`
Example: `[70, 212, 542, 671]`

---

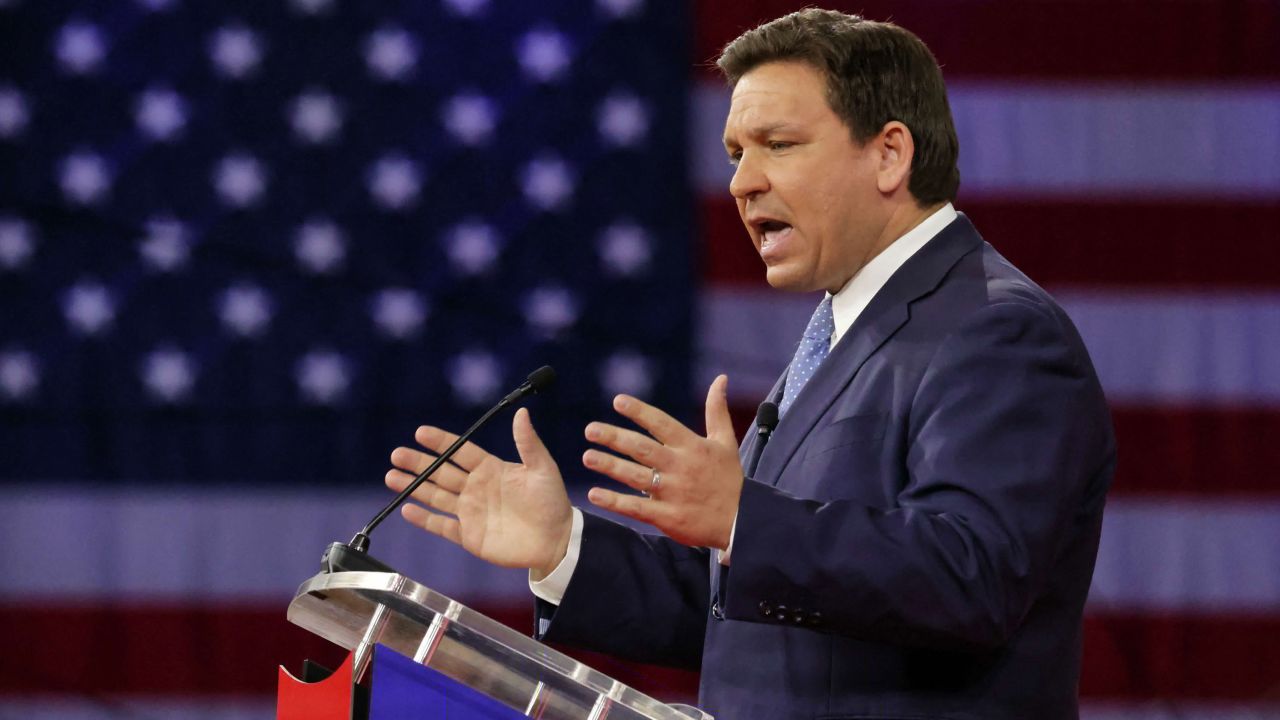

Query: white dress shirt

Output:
[532, 203, 958, 603]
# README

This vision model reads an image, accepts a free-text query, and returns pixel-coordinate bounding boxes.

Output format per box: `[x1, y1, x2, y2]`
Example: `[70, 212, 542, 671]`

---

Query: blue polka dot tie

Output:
[779, 295, 835, 417]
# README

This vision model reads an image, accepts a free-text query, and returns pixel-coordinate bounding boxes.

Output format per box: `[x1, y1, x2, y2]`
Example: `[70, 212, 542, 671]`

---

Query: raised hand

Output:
[386, 408, 573, 578]
[582, 374, 743, 549]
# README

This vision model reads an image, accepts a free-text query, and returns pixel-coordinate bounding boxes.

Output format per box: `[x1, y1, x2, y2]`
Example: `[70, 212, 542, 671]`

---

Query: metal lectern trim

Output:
[287, 571, 713, 720]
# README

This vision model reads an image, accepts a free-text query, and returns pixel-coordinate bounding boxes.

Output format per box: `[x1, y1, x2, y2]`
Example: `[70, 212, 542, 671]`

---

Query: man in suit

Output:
[386, 9, 1115, 719]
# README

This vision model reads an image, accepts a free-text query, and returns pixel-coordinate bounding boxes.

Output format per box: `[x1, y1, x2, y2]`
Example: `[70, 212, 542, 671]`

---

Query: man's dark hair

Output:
[717, 9, 960, 205]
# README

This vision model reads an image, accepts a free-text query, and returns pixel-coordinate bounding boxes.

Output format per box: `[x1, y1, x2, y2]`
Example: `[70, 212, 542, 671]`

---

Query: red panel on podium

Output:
[277, 651, 356, 720]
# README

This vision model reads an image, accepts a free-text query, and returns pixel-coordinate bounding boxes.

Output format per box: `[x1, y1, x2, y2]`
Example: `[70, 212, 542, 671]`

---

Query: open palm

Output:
[385, 408, 573, 576]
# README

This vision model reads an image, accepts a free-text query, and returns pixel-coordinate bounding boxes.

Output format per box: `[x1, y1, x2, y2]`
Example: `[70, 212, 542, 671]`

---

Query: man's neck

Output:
[882, 200, 947, 252]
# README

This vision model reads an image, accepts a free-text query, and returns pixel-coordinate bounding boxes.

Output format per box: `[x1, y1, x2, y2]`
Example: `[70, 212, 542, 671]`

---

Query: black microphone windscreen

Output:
[756, 401, 779, 431]
[527, 365, 557, 393]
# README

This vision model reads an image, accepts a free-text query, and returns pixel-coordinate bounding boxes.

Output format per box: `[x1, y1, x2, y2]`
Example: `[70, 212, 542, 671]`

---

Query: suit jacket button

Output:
[758, 601, 773, 618]
[774, 604, 788, 621]
[711, 602, 725, 620]
[809, 612, 822, 625]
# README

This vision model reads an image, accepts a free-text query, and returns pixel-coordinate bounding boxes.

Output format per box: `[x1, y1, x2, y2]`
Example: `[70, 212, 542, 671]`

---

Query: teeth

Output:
[762, 225, 789, 247]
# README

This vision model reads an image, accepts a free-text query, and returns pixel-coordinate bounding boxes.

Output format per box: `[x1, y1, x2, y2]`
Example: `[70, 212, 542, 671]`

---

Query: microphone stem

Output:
[354, 395, 514, 547]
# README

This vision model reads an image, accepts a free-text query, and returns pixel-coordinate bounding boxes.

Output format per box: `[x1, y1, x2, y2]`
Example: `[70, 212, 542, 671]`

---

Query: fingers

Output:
[414, 425, 492, 471]
[704, 374, 736, 443]
[611, 394, 696, 447]
[585, 421, 675, 468]
[587, 486, 662, 526]
[389, 446, 468, 492]
[582, 448, 653, 493]
[401, 503, 462, 545]
[512, 408, 554, 472]
[385, 468, 459, 515]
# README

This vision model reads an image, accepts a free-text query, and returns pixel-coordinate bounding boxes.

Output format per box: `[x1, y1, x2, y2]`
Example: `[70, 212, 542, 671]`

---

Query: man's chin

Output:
[764, 267, 815, 293]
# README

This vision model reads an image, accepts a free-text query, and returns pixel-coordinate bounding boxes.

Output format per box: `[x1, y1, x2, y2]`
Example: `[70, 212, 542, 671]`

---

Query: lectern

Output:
[279, 570, 713, 720]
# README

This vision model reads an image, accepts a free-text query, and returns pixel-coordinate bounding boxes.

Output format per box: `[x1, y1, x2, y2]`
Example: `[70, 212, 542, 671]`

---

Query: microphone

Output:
[755, 401, 779, 440]
[745, 401, 779, 478]
[321, 365, 557, 574]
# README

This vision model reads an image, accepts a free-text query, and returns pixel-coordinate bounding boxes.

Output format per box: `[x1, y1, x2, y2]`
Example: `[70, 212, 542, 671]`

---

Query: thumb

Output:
[512, 407, 554, 471]
[704, 374, 736, 442]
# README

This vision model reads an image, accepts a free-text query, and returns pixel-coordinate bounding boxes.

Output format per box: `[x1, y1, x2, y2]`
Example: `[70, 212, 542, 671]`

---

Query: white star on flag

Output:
[0, 351, 40, 402]
[59, 151, 112, 205]
[137, 216, 192, 273]
[0, 86, 30, 139]
[0, 217, 36, 270]
[135, 88, 188, 142]
[516, 29, 572, 83]
[447, 350, 502, 405]
[597, 92, 650, 147]
[364, 27, 418, 82]
[289, 90, 344, 145]
[209, 25, 264, 79]
[597, 0, 644, 19]
[62, 281, 116, 336]
[294, 218, 346, 274]
[442, 0, 489, 17]
[212, 152, 268, 208]
[296, 350, 351, 405]
[218, 284, 274, 338]
[445, 220, 501, 275]
[135, 0, 179, 12]
[523, 285, 579, 338]
[289, 0, 334, 16]
[55, 21, 107, 75]
[599, 350, 655, 399]
[521, 155, 575, 211]
[141, 347, 197, 403]
[370, 288, 429, 340]
[368, 154, 422, 210]
[598, 220, 653, 276]
[441, 92, 497, 147]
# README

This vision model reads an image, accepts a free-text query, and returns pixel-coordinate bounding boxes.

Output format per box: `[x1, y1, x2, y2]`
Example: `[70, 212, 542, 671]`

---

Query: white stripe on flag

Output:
[0, 485, 529, 603]
[1089, 499, 1280, 612]
[6, 487, 1280, 612]
[1081, 702, 1280, 720]
[0, 699, 275, 720]
[690, 83, 1280, 196]
[697, 289, 1280, 406]
[1057, 290, 1280, 405]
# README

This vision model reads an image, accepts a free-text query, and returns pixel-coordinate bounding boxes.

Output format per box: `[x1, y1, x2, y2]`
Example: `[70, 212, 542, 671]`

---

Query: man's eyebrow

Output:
[723, 122, 800, 149]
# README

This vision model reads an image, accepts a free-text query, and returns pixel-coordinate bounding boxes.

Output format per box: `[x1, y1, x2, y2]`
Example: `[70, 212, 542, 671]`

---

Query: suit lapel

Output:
[751, 214, 984, 486]
[737, 373, 786, 469]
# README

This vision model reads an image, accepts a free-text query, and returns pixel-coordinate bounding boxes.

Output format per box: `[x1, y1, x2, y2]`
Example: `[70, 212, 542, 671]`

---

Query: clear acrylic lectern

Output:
[287, 570, 714, 720]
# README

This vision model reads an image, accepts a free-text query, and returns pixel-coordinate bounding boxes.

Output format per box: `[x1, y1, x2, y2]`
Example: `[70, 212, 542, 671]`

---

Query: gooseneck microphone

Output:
[746, 401, 779, 478]
[322, 365, 556, 574]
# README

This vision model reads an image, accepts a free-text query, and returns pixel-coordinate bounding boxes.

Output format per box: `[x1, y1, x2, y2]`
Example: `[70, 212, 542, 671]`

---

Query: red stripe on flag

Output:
[5, 602, 1279, 702]
[0, 602, 699, 701]
[1081, 612, 1280, 700]
[692, 0, 1280, 82]
[1111, 406, 1280, 497]
[700, 196, 1280, 290]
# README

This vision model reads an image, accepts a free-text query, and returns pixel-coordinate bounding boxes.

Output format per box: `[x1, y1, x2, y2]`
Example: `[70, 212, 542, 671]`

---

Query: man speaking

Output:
[385, 9, 1115, 719]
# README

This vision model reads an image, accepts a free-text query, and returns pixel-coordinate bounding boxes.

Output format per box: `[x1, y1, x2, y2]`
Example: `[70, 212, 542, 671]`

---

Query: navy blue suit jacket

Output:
[537, 215, 1116, 719]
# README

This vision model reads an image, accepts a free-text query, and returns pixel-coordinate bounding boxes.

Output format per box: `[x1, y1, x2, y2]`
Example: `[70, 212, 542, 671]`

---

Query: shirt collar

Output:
[828, 203, 958, 347]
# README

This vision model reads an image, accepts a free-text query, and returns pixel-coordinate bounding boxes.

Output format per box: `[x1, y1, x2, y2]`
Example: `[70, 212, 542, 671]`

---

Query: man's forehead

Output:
[723, 67, 828, 144]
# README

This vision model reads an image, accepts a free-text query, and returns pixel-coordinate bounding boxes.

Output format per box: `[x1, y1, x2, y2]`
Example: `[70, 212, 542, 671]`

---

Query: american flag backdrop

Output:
[1, 0, 1278, 718]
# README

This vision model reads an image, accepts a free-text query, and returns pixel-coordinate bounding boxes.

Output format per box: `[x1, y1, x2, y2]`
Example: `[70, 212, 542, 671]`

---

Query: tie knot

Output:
[803, 296, 835, 341]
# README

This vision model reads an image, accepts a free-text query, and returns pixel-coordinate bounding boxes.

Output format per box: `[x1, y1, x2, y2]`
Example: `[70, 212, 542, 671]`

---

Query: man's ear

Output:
[875, 121, 914, 195]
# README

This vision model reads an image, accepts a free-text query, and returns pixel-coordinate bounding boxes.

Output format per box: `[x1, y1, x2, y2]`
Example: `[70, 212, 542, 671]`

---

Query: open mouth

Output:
[757, 219, 792, 249]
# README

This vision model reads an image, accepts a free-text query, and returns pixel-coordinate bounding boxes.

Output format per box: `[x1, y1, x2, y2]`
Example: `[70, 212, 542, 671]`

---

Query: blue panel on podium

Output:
[369, 645, 528, 719]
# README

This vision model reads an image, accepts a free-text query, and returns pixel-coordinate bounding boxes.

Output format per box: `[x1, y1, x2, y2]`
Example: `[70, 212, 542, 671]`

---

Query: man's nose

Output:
[729, 152, 768, 199]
